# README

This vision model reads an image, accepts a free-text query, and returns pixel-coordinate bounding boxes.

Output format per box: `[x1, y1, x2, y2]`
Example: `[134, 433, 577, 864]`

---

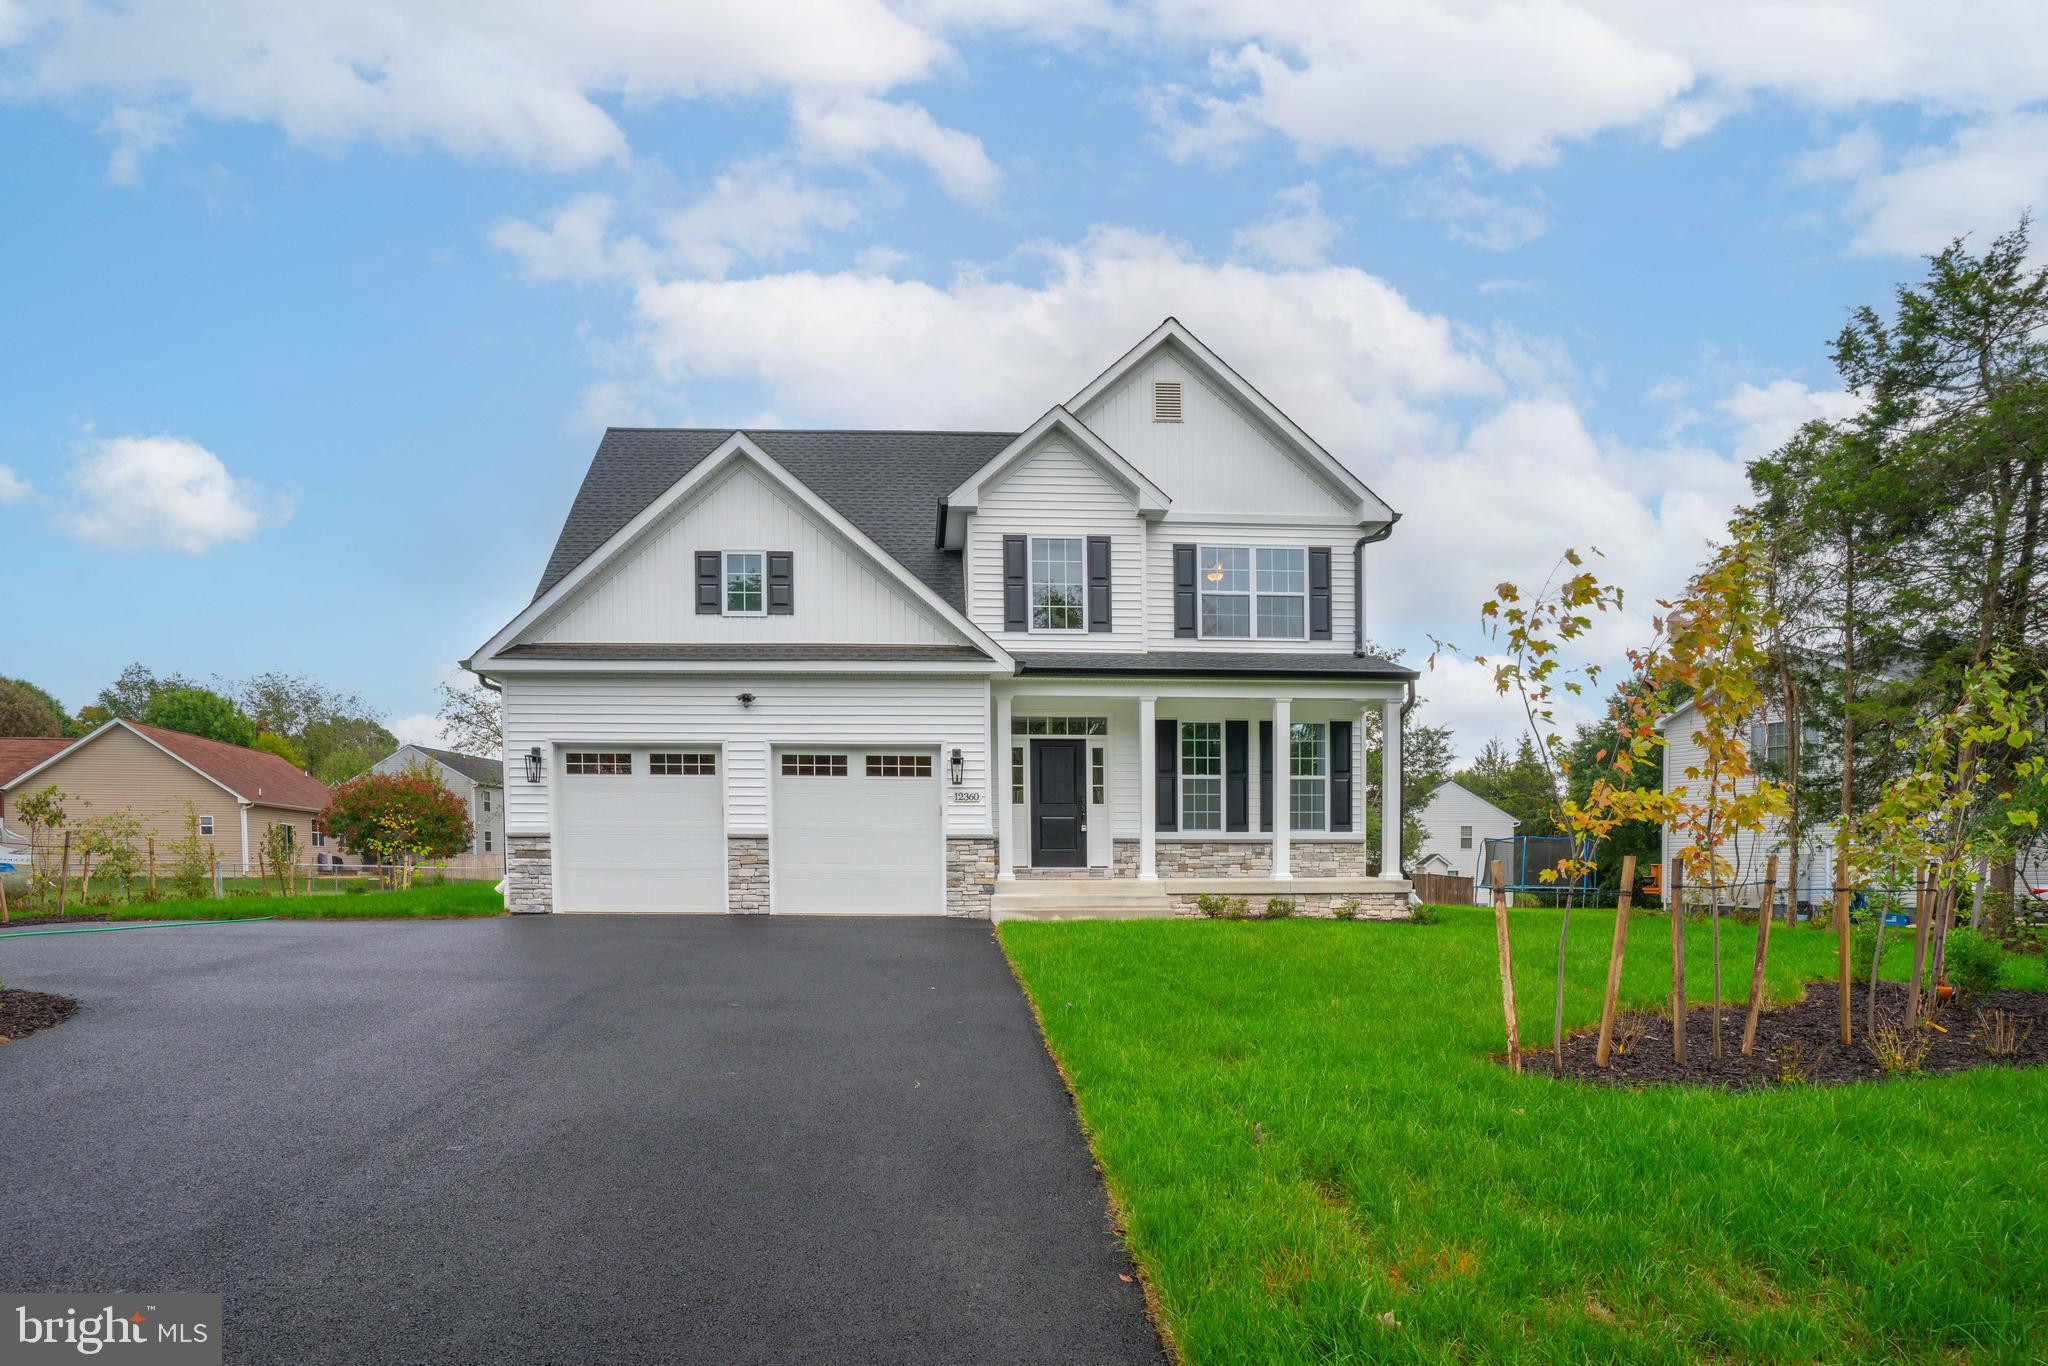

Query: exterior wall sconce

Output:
[949, 747, 965, 785]
[523, 746, 544, 784]
[737, 692, 756, 709]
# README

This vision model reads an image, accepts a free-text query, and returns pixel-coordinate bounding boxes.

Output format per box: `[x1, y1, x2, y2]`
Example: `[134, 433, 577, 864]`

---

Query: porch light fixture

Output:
[523, 746, 544, 784]
[949, 747, 965, 785]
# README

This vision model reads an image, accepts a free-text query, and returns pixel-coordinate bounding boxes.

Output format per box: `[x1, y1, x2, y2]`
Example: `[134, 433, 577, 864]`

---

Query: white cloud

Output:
[1402, 158, 1550, 251]
[4, 0, 948, 174]
[59, 434, 292, 553]
[389, 713, 445, 747]
[1717, 379, 1860, 459]
[1476, 277, 1541, 295]
[790, 94, 1001, 202]
[98, 104, 182, 185]
[1232, 181, 1342, 267]
[493, 164, 864, 284]
[1832, 112, 2048, 258]
[1789, 124, 1883, 183]
[0, 464, 30, 504]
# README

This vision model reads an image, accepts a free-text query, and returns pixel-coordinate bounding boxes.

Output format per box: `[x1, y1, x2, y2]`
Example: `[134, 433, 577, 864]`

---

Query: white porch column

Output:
[1270, 697, 1291, 879]
[1380, 695, 1403, 878]
[994, 691, 1016, 881]
[1137, 694, 1158, 880]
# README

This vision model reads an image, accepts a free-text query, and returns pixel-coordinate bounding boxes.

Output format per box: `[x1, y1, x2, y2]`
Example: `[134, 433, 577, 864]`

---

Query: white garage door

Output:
[772, 748, 943, 914]
[555, 748, 726, 913]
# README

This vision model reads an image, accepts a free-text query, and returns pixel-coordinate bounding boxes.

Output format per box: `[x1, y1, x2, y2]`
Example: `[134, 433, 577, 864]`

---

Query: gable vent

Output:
[1152, 379, 1183, 423]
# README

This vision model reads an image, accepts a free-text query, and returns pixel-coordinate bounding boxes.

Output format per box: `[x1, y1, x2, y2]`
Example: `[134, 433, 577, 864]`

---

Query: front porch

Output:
[988, 674, 1413, 918]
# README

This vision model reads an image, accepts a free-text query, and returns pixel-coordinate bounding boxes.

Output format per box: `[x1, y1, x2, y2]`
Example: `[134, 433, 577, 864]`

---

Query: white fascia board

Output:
[475, 658, 1009, 677]
[471, 433, 1014, 672]
[1067, 318, 1397, 526]
[942, 406, 1170, 549]
[998, 676, 1406, 702]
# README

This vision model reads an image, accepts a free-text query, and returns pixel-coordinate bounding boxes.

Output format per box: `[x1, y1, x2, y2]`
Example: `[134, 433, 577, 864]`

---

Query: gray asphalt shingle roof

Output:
[402, 744, 504, 787]
[534, 428, 1018, 610]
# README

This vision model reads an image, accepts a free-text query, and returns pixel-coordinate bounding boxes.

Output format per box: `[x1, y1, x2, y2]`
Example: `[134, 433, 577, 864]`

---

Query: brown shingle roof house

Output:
[0, 719, 333, 871]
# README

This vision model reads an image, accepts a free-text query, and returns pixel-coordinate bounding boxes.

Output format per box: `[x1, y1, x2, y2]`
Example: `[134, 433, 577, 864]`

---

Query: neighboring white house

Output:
[1414, 781, 1518, 903]
[1657, 698, 1838, 907]
[465, 318, 1419, 919]
[371, 743, 505, 871]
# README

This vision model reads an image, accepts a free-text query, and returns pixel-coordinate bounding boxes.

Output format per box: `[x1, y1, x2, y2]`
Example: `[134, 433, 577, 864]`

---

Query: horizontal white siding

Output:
[504, 676, 990, 838]
[966, 436, 1146, 651]
[1660, 707, 1841, 901]
[534, 460, 958, 646]
[1414, 782, 1515, 893]
[1143, 521, 1361, 653]
[1074, 347, 1358, 518]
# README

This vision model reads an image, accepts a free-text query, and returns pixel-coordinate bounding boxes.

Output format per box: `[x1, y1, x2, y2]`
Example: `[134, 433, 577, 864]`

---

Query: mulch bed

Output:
[0, 989, 80, 1043]
[1520, 980, 2048, 1090]
[0, 913, 111, 929]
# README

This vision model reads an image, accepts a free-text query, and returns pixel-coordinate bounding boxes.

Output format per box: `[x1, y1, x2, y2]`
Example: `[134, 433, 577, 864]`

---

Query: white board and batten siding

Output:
[1414, 781, 1516, 902]
[964, 433, 1147, 651]
[502, 676, 992, 840]
[532, 459, 958, 647]
[1074, 346, 1360, 519]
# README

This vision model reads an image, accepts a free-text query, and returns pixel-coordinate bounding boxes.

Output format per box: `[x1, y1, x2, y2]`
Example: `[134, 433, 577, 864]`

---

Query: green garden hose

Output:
[0, 916, 276, 939]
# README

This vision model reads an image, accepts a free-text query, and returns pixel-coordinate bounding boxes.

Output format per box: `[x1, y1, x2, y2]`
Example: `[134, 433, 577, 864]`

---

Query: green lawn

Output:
[100, 882, 504, 920]
[999, 907, 2048, 1364]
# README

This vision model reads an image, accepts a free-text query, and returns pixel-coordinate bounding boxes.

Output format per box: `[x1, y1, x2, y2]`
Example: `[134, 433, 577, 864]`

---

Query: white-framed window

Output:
[199, 815, 214, 836]
[1029, 536, 1086, 632]
[1011, 746, 1025, 805]
[1179, 721, 1223, 832]
[865, 754, 933, 778]
[1198, 546, 1307, 640]
[650, 752, 716, 776]
[482, 789, 491, 812]
[484, 830, 493, 853]
[1289, 722, 1327, 832]
[1459, 824, 1473, 850]
[311, 819, 327, 849]
[567, 752, 632, 775]
[781, 753, 848, 777]
[1091, 746, 1105, 806]
[724, 550, 765, 616]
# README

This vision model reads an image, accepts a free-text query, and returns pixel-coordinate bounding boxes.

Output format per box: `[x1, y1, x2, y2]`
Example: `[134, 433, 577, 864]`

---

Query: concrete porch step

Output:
[990, 880, 1174, 922]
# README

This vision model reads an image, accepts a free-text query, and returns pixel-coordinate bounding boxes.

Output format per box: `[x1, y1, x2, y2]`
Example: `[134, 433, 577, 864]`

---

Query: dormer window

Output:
[1152, 380, 1182, 422]
[724, 551, 765, 615]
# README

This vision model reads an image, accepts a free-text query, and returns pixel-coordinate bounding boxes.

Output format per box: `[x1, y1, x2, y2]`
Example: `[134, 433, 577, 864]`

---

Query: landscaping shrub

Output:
[1332, 899, 1359, 921]
[1943, 929, 2005, 999]
[1409, 902, 1442, 925]
[1263, 896, 1297, 919]
[1868, 1024, 1931, 1075]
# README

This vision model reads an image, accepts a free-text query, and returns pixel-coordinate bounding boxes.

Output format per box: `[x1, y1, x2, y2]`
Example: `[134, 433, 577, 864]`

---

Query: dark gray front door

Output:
[1031, 740, 1087, 867]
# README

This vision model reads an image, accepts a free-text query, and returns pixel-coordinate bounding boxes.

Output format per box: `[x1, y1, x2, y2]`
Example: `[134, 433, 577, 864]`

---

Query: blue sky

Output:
[3, 4, 2044, 756]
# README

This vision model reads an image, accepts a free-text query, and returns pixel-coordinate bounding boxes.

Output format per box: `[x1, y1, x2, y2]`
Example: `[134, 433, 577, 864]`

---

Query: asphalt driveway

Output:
[0, 917, 1164, 1364]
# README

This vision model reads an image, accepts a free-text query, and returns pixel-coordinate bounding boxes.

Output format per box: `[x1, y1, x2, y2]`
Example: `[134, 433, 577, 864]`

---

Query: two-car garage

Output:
[551, 744, 944, 914]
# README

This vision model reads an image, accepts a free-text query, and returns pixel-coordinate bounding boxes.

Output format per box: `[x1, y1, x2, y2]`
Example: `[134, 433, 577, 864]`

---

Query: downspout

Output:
[1353, 513, 1400, 657]
[238, 801, 252, 876]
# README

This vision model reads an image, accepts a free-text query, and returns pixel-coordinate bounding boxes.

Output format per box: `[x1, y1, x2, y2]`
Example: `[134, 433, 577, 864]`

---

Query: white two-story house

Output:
[467, 319, 1418, 919]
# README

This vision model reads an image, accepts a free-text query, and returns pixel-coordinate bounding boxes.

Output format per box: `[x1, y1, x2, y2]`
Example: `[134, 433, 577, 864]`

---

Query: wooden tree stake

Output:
[1905, 863, 1933, 1024]
[1594, 855, 1636, 1068]
[1, 863, 9, 924]
[148, 836, 158, 899]
[1669, 860, 1686, 1064]
[1491, 859, 1521, 1073]
[1833, 853, 1852, 1046]
[1740, 855, 1780, 1056]
[56, 830, 71, 920]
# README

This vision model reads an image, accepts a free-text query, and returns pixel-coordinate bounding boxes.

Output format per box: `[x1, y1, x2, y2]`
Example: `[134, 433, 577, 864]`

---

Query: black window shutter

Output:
[1331, 719, 1354, 832]
[767, 552, 794, 614]
[1225, 720, 1248, 832]
[1155, 718, 1178, 832]
[1309, 547, 1332, 640]
[1003, 535, 1028, 631]
[1258, 720, 1273, 832]
[1086, 536, 1112, 632]
[1172, 544, 1197, 638]
[695, 551, 722, 614]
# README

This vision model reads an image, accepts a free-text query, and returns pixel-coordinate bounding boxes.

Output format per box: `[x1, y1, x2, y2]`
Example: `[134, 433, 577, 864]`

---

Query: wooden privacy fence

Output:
[1414, 871, 1473, 905]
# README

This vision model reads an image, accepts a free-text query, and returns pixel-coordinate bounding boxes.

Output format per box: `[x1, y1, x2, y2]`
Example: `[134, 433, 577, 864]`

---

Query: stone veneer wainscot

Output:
[505, 834, 552, 914]
[727, 835, 770, 913]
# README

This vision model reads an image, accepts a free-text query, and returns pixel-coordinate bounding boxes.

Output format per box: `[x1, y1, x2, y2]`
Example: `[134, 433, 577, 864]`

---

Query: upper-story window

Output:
[1030, 536, 1085, 632]
[724, 551, 765, 615]
[1199, 545, 1306, 640]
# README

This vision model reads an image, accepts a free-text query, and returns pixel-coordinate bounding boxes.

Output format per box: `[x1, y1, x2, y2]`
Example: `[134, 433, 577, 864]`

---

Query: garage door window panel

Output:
[865, 754, 933, 778]
[782, 753, 849, 777]
[567, 752, 633, 775]
[651, 752, 717, 776]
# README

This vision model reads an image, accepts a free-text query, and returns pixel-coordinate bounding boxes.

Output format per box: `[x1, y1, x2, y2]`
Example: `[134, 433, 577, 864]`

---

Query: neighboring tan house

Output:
[466, 317, 1419, 919]
[1413, 780, 1519, 904]
[0, 719, 333, 872]
[371, 743, 505, 866]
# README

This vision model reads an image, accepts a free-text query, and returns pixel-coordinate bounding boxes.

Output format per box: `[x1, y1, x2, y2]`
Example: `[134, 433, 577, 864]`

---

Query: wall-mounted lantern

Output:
[949, 747, 965, 786]
[523, 746, 544, 784]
